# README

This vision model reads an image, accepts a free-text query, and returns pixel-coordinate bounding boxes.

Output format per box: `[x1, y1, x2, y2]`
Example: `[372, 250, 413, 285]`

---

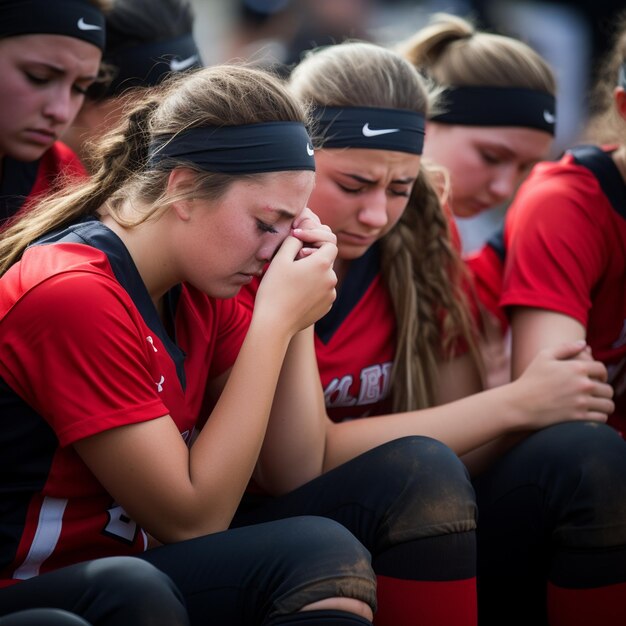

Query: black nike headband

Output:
[0, 0, 105, 50]
[148, 122, 316, 174]
[430, 86, 556, 135]
[89, 34, 203, 99]
[311, 106, 426, 154]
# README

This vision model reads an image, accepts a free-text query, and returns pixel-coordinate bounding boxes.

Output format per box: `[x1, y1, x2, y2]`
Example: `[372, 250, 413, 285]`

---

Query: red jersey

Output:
[314, 246, 396, 422]
[501, 146, 626, 436]
[239, 246, 395, 421]
[0, 142, 86, 227]
[0, 220, 249, 585]
[240, 244, 470, 423]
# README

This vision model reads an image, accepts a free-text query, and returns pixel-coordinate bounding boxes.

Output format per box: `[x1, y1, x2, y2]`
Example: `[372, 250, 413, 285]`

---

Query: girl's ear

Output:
[166, 168, 197, 221]
[615, 87, 626, 123]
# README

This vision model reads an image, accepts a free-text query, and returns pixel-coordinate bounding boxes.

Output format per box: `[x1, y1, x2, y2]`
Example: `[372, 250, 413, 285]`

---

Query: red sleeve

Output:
[501, 160, 610, 326]
[0, 272, 168, 446]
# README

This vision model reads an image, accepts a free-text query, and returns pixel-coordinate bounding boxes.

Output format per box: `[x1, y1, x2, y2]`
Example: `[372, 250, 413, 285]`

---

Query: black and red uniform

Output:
[468, 146, 626, 624]
[0, 219, 380, 626]
[502, 145, 626, 436]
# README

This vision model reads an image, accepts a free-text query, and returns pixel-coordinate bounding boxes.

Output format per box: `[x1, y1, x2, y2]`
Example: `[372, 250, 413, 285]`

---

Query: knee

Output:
[268, 517, 377, 618]
[364, 437, 477, 543]
[83, 557, 188, 624]
[530, 422, 626, 546]
[86, 556, 179, 597]
[536, 422, 626, 495]
[0, 609, 91, 626]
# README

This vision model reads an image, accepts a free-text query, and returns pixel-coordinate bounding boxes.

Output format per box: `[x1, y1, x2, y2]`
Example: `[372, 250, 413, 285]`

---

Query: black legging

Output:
[0, 437, 476, 626]
[0, 609, 91, 626]
[141, 436, 477, 624]
[0, 557, 189, 626]
[234, 436, 478, 583]
[141, 516, 376, 624]
[0, 518, 374, 626]
[474, 421, 626, 625]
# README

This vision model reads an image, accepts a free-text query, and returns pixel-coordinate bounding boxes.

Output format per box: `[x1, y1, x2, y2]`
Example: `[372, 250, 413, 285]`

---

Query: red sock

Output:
[547, 581, 626, 626]
[374, 574, 477, 626]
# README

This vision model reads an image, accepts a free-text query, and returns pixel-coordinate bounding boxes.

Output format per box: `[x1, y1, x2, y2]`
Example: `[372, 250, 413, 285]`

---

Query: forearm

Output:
[325, 338, 613, 472]
[189, 315, 293, 524]
[255, 325, 327, 494]
[324, 383, 523, 470]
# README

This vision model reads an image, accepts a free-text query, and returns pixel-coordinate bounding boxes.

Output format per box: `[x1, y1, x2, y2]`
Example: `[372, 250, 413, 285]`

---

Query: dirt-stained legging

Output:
[234, 436, 479, 626]
[0, 518, 373, 626]
[0, 436, 477, 626]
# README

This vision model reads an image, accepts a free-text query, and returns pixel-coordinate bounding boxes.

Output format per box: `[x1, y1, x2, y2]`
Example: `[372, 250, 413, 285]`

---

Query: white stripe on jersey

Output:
[13, 497, 68, 580]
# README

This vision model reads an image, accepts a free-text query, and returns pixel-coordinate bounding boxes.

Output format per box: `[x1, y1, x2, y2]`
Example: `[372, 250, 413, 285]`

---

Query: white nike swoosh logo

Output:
[306, 143, 314, 156]
[543, 110, 556, 124]
[77, 17, 102, 31]
[170, 55, 199, 72]
[362, 123, 400, 137]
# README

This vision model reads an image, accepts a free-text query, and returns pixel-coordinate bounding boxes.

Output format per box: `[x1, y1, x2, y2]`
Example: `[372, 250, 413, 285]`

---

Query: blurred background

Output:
[189, 0, 624, 251]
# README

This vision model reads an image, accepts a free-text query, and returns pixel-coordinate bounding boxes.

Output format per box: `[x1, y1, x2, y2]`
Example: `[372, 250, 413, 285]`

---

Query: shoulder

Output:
[1, 244, 133, 324]
[38, 141, 87, 185]
[506, 153, 614, 247]
[41, 141, 86, 174]
[25, 142, 88, 210]
[511, 153, 608, 213]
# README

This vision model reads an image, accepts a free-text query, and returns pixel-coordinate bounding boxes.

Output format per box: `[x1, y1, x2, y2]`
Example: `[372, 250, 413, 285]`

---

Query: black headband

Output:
[312, 106, 425, 154]
[619, 62, 626, 89]
[0, 0, 105, 50]
[148, 122, 316, 174]
[91, 34, 203, 99]
[430, 86, 556, 135]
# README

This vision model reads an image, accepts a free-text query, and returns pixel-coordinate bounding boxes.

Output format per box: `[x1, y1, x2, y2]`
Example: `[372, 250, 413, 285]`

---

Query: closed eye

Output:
[25, 72, 89, 96]
[338, 183, 363, 194]
[389, 189, 410, 197]
[25, 72, 48, 86]
[73, 83, 89, 95]
[256, 219, 278, 234]
[480, 152, 501, 165]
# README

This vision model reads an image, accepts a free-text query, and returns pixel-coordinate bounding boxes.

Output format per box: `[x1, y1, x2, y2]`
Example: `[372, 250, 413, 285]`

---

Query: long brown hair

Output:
[289, 41, 479, 411]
